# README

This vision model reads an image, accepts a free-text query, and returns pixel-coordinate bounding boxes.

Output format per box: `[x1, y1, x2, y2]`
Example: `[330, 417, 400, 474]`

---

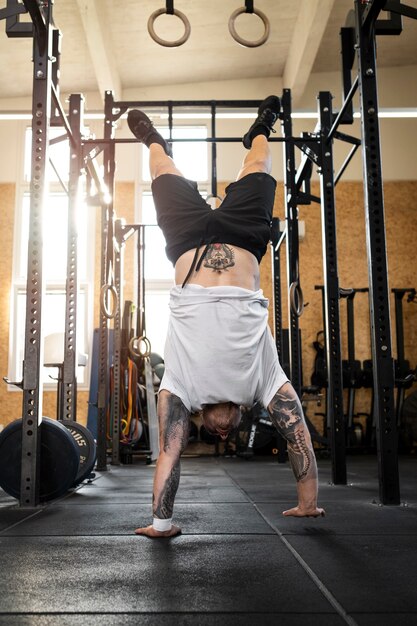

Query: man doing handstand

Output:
[127, 96, 325, 538]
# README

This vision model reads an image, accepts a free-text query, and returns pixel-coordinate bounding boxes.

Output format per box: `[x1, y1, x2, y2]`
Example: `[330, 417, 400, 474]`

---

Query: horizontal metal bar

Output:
[81, 136, 313, 146]
[333, 130, 361, 146]
[0, 0, 28, 20]
[384, 0, 417, 19]
[49, 133, 68, 146]
[112, 99, 263, 110]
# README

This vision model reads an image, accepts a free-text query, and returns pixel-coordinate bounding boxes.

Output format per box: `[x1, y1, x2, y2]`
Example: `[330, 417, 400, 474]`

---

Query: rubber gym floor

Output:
[0, 453, 416, 626]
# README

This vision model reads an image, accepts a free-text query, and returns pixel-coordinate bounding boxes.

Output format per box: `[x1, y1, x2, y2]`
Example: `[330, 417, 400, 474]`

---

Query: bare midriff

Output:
[175, 244, 260, 291]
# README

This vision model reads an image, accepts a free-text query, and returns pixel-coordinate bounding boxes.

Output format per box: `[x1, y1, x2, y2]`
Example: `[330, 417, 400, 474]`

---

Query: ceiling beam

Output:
[283, 0, 337, 105]
[74, 0, 121, 101]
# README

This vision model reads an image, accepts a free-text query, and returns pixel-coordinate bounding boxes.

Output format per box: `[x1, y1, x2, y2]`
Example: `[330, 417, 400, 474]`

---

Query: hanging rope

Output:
[148, 0, 191, 47]
[229, 0, 270, 48]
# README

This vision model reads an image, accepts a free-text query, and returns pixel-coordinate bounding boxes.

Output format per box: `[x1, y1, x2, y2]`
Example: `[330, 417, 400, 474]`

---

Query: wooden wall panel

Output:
[0, 184, 18, 426]
[257, 180, 417, 421]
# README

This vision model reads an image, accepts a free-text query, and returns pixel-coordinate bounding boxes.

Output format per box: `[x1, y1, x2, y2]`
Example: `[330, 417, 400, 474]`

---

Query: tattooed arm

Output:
[135, 390, 190, 537]
[268, 382, 325, 518]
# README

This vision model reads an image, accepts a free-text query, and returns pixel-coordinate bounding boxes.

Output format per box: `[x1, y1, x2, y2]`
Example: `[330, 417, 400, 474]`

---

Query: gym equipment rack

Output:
[2, 0, 416, 507]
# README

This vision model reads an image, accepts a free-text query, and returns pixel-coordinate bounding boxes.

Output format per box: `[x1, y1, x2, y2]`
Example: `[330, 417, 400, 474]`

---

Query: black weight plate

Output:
[61, 421, 97, 486]
[154, 362, 165, 381]
[150, 352, 164, 368]
[0, 417, 80, 502]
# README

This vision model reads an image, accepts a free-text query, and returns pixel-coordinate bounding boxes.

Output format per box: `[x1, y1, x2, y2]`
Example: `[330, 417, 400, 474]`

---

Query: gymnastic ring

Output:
[228, 6, 270, 48]
[129, 336, 152, 359]
[148, 7, 191, 47]
[100, 284, 118, 320]
[289, 282, 304, 317]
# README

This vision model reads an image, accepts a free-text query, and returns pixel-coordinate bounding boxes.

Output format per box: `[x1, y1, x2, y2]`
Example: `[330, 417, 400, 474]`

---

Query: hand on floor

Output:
[134, 524, 182, 538]
[282, 506, 326, 518]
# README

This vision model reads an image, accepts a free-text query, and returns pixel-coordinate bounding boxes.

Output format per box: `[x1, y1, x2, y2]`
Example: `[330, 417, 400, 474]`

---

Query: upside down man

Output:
[127, 96, 325, 538]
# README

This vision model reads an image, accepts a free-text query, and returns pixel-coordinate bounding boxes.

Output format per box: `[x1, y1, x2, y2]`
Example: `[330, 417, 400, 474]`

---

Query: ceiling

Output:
[0, 0, 416, 106]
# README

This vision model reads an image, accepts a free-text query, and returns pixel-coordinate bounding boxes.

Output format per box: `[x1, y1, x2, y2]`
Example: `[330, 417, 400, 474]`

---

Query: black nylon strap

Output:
[166, 0, 174, 15]
[245, 0, 254, 13]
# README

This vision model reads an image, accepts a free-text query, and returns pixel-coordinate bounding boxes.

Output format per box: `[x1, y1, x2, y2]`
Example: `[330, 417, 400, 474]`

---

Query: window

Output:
[138, 125, 209, 357]
[9, 127, 94, 388]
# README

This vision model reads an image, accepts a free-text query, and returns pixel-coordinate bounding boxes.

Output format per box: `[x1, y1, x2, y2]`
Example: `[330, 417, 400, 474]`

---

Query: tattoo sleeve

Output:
[153, 393, 190, 520]
[267, 387, 317, 482]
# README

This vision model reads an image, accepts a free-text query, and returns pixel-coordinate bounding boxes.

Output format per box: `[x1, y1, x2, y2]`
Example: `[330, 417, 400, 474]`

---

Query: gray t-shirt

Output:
[160, 284, 288, 412]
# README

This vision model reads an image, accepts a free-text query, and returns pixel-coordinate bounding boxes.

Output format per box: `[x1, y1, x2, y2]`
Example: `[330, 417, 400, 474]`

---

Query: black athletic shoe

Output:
[127, 109, 173, 157]
[242, 95, 281, 149]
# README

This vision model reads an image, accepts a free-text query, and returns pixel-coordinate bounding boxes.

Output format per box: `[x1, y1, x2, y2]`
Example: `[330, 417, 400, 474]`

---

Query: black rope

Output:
[211, 102, 217, 199]
[166, 0, 174, 15]
[245, 0, 254, 13]
[168, 101, 173, 142]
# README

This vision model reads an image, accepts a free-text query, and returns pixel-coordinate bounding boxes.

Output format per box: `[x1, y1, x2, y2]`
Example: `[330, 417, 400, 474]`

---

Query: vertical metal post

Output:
[355, 0, 400, 504]
[136, 225, 146, 338]
[319, 91, 346, 484]
[50, 28, 61, 125]
[62, 94, 83, 422]
[393, 291, 405, 368]
[281, 89, 302, 396]
[19, 0, 52, 507]
[271, 218, 288, 463]
[96, 210, 109, 470]
[112, 224, 123, 465]
[271, 218, 284, 362]
[96, 90, 116, 471]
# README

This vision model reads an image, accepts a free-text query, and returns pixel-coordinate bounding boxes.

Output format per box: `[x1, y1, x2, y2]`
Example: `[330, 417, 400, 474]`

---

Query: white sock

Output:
[152, 517, 172, 532]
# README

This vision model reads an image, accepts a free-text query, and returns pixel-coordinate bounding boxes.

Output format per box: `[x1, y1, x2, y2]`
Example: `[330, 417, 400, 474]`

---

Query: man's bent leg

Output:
[267, 382, 325, 518]
[149, 144, 184, 180]
[236, 135, 272, 180]
[135, 390, 190, 537]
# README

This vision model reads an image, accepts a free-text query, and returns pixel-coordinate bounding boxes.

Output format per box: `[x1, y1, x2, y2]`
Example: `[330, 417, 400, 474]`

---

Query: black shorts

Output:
[151, 172, 277, 265]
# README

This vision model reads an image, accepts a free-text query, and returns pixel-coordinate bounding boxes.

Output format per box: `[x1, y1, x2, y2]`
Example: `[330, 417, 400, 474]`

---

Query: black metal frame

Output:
[318, 92, 347, 483]
[62, 93, 83, 423]
[355, 0, 400, 504]
[18, 0, 52, 507]
[3, 0, 414, 503]
[88, 93, 332, 466]
[1, 1, 90, 505]
[280, 90, 303, 396]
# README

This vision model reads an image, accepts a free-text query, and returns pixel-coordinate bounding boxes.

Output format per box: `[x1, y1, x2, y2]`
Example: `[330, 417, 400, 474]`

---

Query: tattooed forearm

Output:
[202, 243, 235, 273]
[152, 392, 190, 521]
[153, 461, 180, 519]
[160, 394, 190, 454]
[287, 430, 313, 481]
[268, 390, 303, 434]
[268, 387, 317, 482]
